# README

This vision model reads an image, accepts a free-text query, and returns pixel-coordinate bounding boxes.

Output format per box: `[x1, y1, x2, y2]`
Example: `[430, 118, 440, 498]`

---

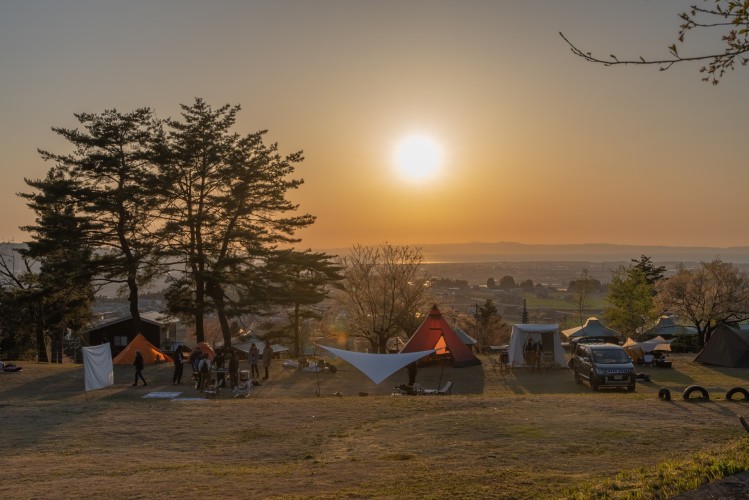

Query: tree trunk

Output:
[208, 281, 232, 347]
[35, 305, 48, 363]
[56, 326, 65, 363]
[293, 303, 301, 357]
[697, 328, 706, 348]
[127, 275, 142, 335]
[194, 273, 205, 343]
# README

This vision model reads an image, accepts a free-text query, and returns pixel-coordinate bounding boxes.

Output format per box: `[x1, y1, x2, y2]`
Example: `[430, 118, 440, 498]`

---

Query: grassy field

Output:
[2, 354, 749, 499]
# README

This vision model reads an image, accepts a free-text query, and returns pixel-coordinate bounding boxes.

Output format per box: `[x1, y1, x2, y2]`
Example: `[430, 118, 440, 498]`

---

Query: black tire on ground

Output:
[657, 388, 671, 401]
[726, 387, 749, 401]
[683, 385, 709, 400]
[590, 372, 599, 391]
[627, 384, 635, 392]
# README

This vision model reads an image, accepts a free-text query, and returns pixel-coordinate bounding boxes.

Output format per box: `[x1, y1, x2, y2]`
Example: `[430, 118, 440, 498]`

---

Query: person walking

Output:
[172, 346, 184, 385]
[262, 341, 273, 380]
[133, 350, 147, 387]
[249, 343, 259, 379]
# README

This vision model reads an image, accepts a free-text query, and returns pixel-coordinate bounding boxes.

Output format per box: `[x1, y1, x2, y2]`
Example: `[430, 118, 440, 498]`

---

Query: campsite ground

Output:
[2, 354, 749, 499]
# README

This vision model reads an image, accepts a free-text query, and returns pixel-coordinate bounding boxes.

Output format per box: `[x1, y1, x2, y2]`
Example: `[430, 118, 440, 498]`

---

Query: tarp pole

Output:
[436, 360, 445, 391]
[314, 341, 321, 397]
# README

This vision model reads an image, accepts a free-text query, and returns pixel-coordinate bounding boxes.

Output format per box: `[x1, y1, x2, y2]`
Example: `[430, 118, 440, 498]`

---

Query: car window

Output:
[591, 349, 630, 364]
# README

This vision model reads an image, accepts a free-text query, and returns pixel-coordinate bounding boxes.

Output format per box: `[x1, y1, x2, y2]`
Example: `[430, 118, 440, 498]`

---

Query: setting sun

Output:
[393, 134, 443, 182]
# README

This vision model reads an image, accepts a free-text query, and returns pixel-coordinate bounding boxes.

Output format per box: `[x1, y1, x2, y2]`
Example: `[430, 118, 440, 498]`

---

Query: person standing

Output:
[133, 350, 147, 387]
[249, 343, 260, 379]
[407, 361, 418, 386]
[228, 350, 239, 389]
[262, 341, 273, 380]
[214, 350, 226, 387]
[172, 346, 184, 385]
[198, 353, 212, 390]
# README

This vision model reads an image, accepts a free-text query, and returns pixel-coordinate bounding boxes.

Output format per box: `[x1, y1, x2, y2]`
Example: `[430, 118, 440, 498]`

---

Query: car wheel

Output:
[590, 372, 599, 391]
[627, 384, 635, 392]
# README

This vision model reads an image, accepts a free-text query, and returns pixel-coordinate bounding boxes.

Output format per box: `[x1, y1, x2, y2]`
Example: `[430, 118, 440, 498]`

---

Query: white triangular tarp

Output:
[83, 343, 114, 391]
[318, 345, 435, 385]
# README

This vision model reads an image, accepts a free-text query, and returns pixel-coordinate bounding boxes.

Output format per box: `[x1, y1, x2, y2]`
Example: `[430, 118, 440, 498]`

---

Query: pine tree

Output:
[19, 168, 95, 362]
[159, 99, 315, 345]
[38, 108, 163, 336]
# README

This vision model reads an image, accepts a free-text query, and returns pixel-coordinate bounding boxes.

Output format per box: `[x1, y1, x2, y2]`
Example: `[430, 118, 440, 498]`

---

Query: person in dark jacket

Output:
[262, 341, 273, 380]
[407, 361, 418, 386]
[133, 351, 147, 386]
[172, 346, 184, 385]
[228, 350, 239, 389]
[249, 343, 260, 379]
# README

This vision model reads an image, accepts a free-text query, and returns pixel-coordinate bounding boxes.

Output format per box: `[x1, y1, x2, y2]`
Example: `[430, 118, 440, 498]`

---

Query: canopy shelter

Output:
[229, 337, 287, 358]
[562, 317, 620, 343]
[622, 336, 674, 363]
[400, 305, 482, 367]
[694, 323, 749, 368]
[112, 333, 172, 365]
[639, 336, 674, 353]
[645, 315, 697, 337]
[317, 345, 435, 385]
[507, 324, 566, 368]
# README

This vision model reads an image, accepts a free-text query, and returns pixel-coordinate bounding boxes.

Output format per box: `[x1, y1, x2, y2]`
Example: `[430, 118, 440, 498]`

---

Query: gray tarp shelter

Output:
[562, 317, 620, 343]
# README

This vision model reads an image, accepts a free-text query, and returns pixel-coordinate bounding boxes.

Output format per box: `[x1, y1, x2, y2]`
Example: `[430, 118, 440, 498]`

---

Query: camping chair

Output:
[422, 381, 453, 395]
[202, 385, 221, 399]
[392, 383, 423, 396]
[233, 380, 252, 398]
[491, 350, 509, 372]
[542, 351, 555, 370]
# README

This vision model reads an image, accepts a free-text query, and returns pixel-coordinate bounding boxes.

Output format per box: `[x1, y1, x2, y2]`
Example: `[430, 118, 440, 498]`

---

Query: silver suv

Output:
[573, 343, 635, 391]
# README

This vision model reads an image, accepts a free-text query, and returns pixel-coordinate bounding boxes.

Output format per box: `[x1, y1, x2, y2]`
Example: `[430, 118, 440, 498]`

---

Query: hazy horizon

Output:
[2, 1, 748, 250]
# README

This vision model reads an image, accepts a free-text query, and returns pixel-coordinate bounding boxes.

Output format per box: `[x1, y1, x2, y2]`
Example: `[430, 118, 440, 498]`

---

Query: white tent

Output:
[507, 324, 566, 368]
[636, 336, 674, 353]
[83, 343, 114, 391]
[318, 345, 435, 385]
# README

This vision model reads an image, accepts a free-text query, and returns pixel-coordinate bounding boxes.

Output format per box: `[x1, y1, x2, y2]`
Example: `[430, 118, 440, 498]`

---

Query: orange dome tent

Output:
[193, 342, 216, 361]
[113, 333, 172, 365]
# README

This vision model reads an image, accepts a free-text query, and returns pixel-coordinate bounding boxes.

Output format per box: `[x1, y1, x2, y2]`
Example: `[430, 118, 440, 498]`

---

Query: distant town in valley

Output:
[5, 241, 746, 348]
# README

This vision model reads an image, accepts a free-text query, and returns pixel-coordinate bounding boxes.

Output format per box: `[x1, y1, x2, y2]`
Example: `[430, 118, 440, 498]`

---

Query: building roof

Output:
[82, 311, 177, 333]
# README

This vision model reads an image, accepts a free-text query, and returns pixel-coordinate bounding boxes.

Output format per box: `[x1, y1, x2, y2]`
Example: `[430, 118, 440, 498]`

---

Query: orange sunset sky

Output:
[1, 1, 747, 251]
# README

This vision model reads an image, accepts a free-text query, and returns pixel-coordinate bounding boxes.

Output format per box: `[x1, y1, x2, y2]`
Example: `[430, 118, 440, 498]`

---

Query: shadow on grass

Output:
[493, 367, 586, 395]
[275, 361, 487, 397]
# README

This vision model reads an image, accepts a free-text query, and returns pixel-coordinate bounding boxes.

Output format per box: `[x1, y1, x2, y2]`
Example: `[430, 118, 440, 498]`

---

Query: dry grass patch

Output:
[1, 355, 749, 498]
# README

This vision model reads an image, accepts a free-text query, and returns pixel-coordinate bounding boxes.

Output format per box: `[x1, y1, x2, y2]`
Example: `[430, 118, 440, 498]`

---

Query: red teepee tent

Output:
[113, 333, 172, 365]
[401, 305, 481, 367]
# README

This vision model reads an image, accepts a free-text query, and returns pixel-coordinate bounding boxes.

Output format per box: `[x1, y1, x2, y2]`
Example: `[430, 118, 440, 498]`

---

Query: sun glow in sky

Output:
[394, 134, 443, 183]
[1, 1, 748, 251]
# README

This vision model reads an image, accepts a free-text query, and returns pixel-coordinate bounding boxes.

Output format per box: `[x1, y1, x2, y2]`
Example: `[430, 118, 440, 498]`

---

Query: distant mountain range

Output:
[5, 241, 749, 264]
[321, 242, 749, 263]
